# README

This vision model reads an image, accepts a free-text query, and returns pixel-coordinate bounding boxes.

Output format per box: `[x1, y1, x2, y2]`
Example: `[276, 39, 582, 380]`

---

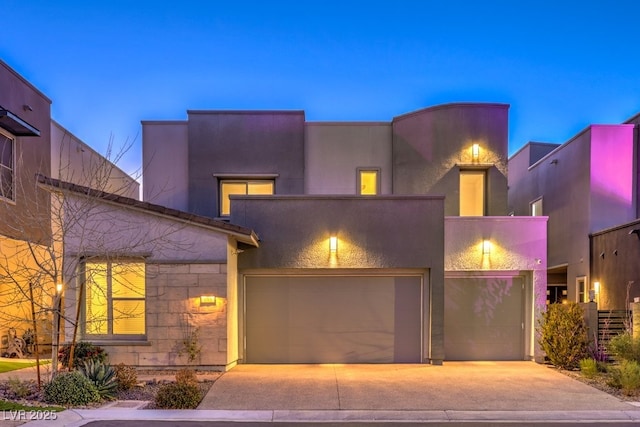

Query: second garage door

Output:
[244, 274, 423, 363]
[445, 275, 525, 360]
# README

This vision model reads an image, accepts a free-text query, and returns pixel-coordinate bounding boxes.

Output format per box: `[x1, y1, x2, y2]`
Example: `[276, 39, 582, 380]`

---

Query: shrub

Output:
[6, 377, 31, 399]
[79, 360, 118, 400]
[154, 382, 202, 409]
[579, 358, 598, 379]
[538, 302, 589, 369]
[44, 371, 100, 406]
[608, 332, 640, 363]
[175, 368, 198, 386]
[608, 360, 640, 396]
[114, 363, 138, 391]
[58, 342, 107, 369]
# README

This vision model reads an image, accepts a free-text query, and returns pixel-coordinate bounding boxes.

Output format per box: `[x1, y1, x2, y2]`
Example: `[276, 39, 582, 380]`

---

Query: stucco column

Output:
[631, 301, 640, 339]
[580, 302, 598, 343]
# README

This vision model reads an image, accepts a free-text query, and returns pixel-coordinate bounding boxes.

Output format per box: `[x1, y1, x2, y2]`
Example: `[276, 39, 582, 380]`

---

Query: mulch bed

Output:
[0, 370, 219, 409]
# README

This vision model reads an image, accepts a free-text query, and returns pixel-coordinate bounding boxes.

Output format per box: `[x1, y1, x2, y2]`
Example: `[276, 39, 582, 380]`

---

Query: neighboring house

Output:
[0, 60, 139, 356]
[508, 120, 638, 310]
[38, 175, 258, 367]
[139, 104, 547, 368]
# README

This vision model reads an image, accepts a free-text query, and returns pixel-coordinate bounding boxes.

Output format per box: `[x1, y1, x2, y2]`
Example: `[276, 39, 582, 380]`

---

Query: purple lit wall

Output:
[589, 124, 635, 232]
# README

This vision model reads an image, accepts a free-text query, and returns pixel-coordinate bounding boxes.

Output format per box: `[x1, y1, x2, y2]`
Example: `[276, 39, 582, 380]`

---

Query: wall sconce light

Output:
[594, 281, 600, 294]
[56, 283, 63, 293]
[200, 295, 216, 305]
[329, 236, 338, 253]
[472, 144, 480, 162]
[482, 240, 491, 255]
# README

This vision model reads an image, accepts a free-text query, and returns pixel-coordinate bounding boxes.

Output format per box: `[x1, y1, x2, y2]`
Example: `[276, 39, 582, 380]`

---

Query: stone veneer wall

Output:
[103, 262, 228, 369]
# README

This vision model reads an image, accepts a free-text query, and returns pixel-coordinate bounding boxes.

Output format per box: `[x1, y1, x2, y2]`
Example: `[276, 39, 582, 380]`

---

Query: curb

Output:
[17, 409, 640, 426]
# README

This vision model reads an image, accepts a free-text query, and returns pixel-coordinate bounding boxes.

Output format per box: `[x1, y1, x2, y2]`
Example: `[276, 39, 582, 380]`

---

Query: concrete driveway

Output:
[199, 362, 640, 411]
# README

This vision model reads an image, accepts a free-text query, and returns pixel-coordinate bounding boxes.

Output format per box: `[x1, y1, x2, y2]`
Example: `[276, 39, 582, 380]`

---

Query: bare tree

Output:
[0, 131, 142, 381]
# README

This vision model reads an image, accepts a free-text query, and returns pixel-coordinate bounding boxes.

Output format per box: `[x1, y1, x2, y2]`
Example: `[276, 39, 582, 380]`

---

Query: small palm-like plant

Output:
[79, 360, 118, 400]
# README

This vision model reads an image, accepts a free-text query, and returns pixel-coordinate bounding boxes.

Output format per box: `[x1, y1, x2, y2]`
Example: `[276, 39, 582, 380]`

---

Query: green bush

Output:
[44, 371, 101, 406]
[579, 358, 598, 379]
[608, 360, 640, 396]
[58, 342, 107, 369]
[154, 382, 202, 409]
[538, 302, 589, 369]
[114, 363, 138, 391]
[79, 360, 118, 400]
[608, 332, 640, 363]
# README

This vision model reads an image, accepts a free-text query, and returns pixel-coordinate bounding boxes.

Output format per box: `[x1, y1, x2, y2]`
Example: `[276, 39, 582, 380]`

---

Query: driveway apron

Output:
[198, 361, 639, 411]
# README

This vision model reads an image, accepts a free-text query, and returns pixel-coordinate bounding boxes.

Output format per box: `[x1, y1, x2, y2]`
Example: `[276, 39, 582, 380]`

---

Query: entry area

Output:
[244, 273, 424, 363]
[444, 274, 527, 360]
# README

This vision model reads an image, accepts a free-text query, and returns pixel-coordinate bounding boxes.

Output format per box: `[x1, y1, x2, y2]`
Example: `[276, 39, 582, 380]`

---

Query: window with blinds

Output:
[85, 261, 145, 337]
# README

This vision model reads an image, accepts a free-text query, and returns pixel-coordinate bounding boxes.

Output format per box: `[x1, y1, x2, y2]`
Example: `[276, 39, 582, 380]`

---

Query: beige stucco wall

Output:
[444, 216, 548, 360]
[304, 122, 392, 194]
[51, 121, 139, 199]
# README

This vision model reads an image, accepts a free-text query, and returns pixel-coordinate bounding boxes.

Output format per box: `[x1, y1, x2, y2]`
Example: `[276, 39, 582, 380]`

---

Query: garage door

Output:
[245, 275, 423, 363]
[445, 275, 524, 360]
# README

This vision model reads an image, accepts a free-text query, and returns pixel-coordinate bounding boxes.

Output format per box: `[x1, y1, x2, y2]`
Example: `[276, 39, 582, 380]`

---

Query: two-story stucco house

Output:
[509, 115, 640, 311]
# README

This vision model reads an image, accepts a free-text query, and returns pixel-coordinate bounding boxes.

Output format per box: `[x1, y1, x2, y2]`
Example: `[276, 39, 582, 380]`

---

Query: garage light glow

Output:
[472, 143, 480, 162]
[330, 236, 338, 253]
[482, 240, 491, 255]
[200, 295, 216, 305]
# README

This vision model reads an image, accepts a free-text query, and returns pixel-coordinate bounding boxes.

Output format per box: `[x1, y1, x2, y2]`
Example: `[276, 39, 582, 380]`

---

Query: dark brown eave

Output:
[0, 107, 41, 136]
[35, 174, 259, 247]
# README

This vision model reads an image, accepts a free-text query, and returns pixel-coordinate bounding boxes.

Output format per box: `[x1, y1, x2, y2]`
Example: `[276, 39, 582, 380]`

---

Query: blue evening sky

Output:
[3, 1, 639, 177]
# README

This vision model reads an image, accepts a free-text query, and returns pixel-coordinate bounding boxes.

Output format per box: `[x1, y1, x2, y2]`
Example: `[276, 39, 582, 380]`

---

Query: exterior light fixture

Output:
[56, 283, 63, 293]
[329, 236, 338, 253]
[200, 295, 216, 305]
[482, 240, 491, 255]
[472, 144, 480, 162]
[594, 281, 600, 294]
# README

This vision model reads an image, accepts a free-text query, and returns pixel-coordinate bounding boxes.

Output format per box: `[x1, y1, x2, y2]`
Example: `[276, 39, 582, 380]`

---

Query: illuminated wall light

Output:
[472, 143, 480, 162]
[56, 283, 63, 293]
[482, 240, 491, 255]
[594, 281, 600, 294]
[329, 236, 338, 253]
[200, 295, 217, 305]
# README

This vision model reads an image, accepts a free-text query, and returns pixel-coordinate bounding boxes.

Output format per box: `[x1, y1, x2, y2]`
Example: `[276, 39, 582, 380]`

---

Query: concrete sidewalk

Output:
[5, 361, 640, 425]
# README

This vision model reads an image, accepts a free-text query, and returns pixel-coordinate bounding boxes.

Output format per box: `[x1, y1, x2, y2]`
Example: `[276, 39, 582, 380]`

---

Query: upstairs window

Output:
[530, 198, 543, 216]
[357, 168, 380, 195]
[84, 261, 146, 337]
[220, 180, 274, 216]
[459, 170, 485, 216]
[0, 130, 15, 201]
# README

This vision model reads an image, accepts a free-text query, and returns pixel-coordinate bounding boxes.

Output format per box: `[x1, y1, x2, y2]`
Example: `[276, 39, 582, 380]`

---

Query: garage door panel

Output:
[245, 275, 421, 363]
[445, 276, 523, 360]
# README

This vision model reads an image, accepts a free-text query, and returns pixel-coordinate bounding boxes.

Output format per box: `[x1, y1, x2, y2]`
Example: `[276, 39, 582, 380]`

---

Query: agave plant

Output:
[79, 359, 118, 400]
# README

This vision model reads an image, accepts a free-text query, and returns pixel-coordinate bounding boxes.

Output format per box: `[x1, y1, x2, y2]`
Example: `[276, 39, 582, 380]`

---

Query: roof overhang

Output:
[0, 108, 40, 136]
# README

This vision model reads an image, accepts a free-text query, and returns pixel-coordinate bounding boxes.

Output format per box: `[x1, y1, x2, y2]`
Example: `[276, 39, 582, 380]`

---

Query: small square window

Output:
[357, 168, 380, 196]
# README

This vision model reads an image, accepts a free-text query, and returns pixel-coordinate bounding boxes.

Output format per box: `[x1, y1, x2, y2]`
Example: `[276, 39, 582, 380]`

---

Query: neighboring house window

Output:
[530, 198, 543, 216]
[577, 276, 587, 302]
[357, 168, 380, 195]
[0, 130, 15, 201]
[84, 261, 146, 337]
[220, 180, 274, 216]
[459, 170, 485, 216]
